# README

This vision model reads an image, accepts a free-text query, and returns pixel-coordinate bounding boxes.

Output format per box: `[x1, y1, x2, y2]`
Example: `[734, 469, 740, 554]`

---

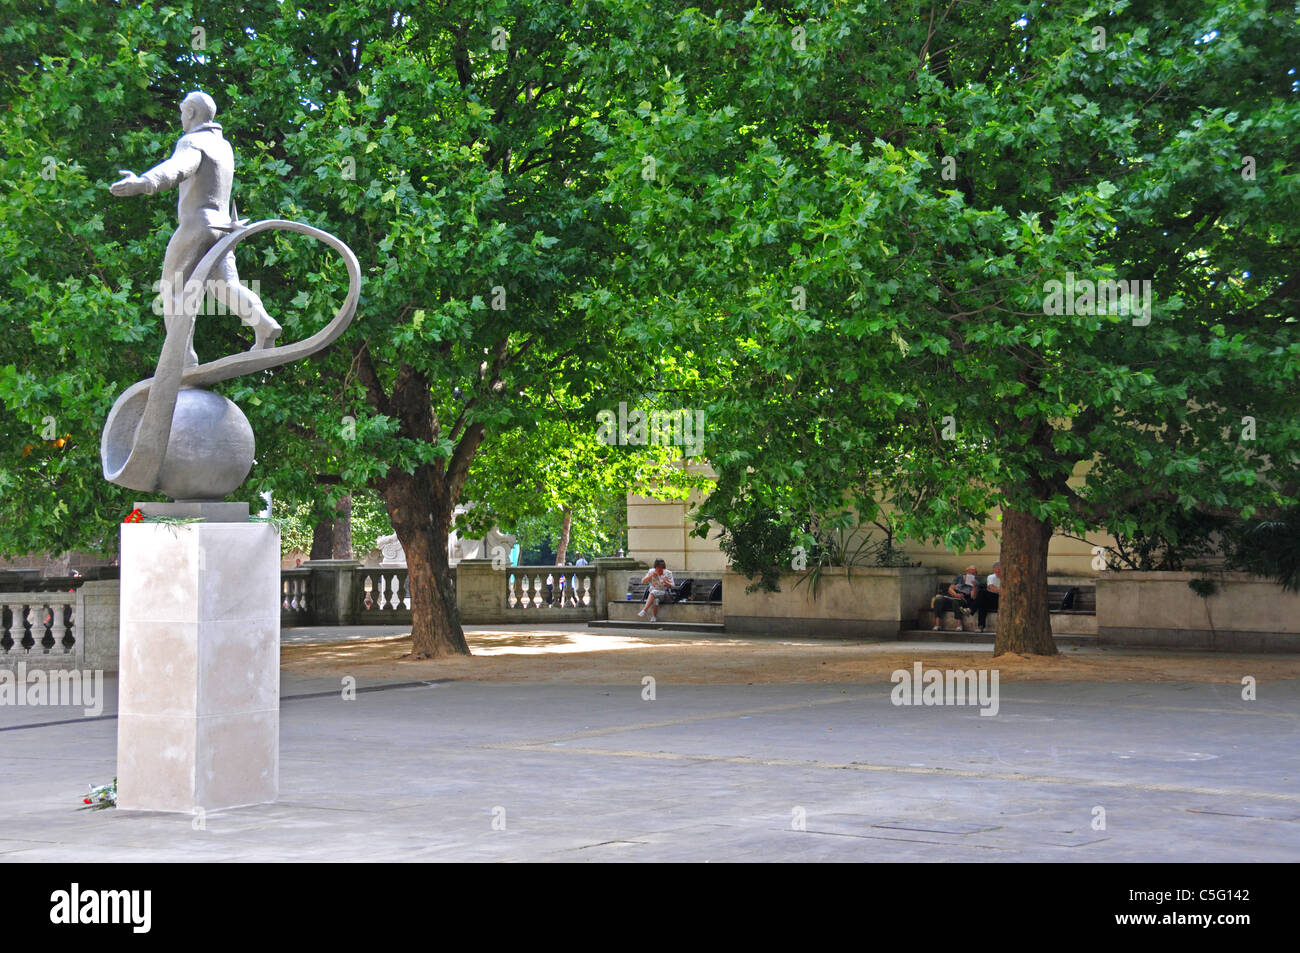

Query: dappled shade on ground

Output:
[280, 628, 1300, 685]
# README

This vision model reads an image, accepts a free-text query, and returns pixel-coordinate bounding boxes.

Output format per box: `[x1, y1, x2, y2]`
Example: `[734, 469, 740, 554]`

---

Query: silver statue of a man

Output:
[110, 91, 280, 364]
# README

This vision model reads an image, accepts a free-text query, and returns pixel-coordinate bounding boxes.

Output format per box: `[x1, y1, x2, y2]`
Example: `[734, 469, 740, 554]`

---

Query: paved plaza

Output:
[2, 642, 1297, 862]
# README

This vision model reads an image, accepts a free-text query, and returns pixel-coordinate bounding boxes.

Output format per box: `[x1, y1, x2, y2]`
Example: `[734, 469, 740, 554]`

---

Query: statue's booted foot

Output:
[251, 320, 282, 350]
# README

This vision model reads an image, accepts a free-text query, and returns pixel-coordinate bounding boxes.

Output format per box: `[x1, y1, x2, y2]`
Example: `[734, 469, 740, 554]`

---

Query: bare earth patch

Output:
[280, 627, 1300, 684]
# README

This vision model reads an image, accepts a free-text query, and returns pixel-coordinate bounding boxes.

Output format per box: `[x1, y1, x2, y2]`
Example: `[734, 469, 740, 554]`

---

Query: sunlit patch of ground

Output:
[459, 628, 730, 655]
[279, 625, 1300, 684]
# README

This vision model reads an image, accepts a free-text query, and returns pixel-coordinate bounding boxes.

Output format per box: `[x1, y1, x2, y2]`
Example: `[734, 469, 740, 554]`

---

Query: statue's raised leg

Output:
[211, 249, 281, 350]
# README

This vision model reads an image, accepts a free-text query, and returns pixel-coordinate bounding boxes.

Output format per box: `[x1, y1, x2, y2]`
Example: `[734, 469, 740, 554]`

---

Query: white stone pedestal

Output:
[117, 520, 280, 812]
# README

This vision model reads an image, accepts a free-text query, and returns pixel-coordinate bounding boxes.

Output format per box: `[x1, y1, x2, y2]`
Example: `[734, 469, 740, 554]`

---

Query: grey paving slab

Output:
[1, 676, 1297, 861]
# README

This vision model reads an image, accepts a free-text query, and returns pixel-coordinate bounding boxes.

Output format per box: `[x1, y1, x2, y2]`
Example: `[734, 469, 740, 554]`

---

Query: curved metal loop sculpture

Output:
[102, 219, 361, 499]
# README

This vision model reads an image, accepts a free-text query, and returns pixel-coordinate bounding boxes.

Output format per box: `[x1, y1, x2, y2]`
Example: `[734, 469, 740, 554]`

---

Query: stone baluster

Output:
[30, 603, 50, 653]
[9, 601, 26, 653]
[58, 600, 75, 654]
[0, 602, 14, 654]
[18, 603, 35, 652]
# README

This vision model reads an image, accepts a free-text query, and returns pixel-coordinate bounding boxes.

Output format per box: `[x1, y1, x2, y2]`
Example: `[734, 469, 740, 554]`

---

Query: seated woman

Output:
[639, 558, 675, 621]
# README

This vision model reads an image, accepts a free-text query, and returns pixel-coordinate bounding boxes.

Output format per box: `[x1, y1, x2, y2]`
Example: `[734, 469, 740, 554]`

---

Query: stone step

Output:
[918, 611, 1098, 636]
[608, 601, 724, 625]
[589, 620, 727, 634]
[899, 628, 1099, 647]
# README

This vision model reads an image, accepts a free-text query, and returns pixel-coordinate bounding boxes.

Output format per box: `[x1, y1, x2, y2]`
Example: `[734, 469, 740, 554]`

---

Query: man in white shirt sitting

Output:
[978, 562, 1001, 631]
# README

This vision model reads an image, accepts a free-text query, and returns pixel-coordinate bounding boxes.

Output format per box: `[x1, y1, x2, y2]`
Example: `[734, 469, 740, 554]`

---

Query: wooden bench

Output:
[1048, 583, 1096, 614]
[922, 579, 1096, 630]
[625, 575, 721, 605]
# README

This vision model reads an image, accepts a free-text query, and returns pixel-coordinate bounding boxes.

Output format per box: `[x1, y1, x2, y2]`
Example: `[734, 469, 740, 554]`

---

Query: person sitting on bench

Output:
[638, 558, 675, 621]
[931, 565, 979, 630]
[977, 562, 1001, 631]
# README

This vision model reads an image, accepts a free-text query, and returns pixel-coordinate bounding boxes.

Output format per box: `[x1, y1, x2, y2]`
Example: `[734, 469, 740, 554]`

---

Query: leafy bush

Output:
[1227, 507, 1300, 593]
[708, 501, 798, 594]
[1100, 507, 1233, 571]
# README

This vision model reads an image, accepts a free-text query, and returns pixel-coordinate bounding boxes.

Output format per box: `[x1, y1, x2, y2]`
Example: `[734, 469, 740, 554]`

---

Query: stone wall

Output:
[724, 566, 940, 639]
[1097, 571, 1300, 652]
[455, 559, 504, 624]
[0, 552, 117, 575]
[78, 579, 120, 671]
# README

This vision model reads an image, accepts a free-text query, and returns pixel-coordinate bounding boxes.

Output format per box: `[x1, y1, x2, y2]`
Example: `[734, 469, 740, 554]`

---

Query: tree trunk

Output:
[555, 506, 572, 564]
[386, 474, 469, 658]
[993, 504, 1058, 656]
[309, 518, 334, 561]
[363, 358, 486, 659]
[331, 493, 353, 559]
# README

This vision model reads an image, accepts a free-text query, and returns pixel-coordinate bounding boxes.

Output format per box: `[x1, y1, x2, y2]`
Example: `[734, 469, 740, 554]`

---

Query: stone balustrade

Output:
[0, 575, 118, 671]
[1, 592, 76, 658]
[286, 560, 633, 625]
[281, 568, 311, 625]
[458, 557, 640, 624]
[4, 558, 636, 671]
[506, 566, 596, 610]
[355, 566, 412, 620]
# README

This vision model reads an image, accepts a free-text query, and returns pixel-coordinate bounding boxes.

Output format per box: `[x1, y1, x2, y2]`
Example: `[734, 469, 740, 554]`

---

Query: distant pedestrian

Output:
[557, 571, 579, 607]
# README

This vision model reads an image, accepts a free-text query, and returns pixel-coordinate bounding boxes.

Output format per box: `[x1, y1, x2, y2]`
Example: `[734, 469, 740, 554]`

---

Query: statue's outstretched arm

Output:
[110, 137, 202, 197]
[138, 137, 202, 193]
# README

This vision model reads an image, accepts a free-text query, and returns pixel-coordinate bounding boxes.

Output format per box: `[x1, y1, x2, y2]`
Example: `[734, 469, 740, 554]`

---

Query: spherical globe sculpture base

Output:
[147, 388, 253, 500]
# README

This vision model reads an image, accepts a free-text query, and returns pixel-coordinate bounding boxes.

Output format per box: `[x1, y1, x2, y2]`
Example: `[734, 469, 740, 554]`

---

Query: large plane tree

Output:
[586, 0, 1300, 654]
[0, 0, 685, 656]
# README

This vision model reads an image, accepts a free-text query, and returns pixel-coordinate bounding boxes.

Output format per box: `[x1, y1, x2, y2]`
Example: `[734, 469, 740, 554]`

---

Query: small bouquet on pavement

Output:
[79, 778, 117, 810]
